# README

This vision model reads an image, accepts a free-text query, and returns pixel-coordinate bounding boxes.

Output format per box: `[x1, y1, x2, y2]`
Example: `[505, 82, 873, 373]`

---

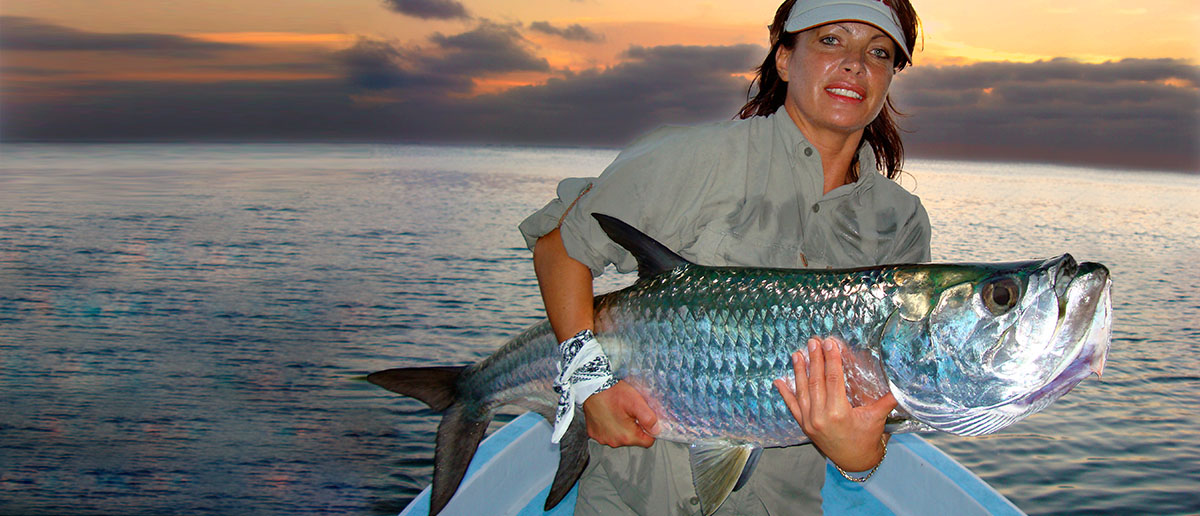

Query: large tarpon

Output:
[369, 214, 1112, 516]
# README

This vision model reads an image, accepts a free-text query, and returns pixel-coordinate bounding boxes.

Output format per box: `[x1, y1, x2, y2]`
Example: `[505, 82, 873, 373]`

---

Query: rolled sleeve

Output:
[556, 183, 643, 277]
[518, 177, 595, 251]
[520, 170, 651, 278]
[519, 124, 729, 277]
[517, 170, 649, 277]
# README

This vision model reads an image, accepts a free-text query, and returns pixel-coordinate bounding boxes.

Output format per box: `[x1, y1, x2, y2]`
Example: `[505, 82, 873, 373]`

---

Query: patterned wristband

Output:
[550, 329, 616, 443]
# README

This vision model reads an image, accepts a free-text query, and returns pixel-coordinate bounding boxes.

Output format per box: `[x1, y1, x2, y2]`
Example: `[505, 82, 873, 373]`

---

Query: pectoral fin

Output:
[688, 439, 761, 516]
[732, 446, 763, 493]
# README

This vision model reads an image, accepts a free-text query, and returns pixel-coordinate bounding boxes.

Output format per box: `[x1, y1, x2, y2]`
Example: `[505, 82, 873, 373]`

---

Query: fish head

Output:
[880, 254, 1112, 436]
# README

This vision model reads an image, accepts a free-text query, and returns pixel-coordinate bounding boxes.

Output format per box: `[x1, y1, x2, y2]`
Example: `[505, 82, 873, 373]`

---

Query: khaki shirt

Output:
[519, 109, 932, 515]
[519, 109, 931, 275]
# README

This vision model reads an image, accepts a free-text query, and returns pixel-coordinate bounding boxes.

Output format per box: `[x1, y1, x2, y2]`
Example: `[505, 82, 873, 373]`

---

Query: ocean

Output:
[0, 143, 1197, 515]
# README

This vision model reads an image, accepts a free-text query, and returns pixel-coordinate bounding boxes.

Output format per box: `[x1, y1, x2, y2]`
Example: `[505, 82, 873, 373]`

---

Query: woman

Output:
[518, 0, 927, 513]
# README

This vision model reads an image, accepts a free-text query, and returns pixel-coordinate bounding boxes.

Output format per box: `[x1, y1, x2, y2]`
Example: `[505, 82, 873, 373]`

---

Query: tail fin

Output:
[431, 403, 492, 515]
[367, 366, 462, 411]
[367, 367, 493, 515]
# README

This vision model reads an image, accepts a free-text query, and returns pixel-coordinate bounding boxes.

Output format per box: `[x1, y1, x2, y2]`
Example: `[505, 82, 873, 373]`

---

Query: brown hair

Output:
[737, 0, 920, 180]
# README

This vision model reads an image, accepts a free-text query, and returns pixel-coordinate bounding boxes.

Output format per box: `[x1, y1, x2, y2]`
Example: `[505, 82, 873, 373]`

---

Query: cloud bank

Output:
[0, 15, 246, 54]
[892, 58, 1199, 171]
[1, 17, 1196, 172]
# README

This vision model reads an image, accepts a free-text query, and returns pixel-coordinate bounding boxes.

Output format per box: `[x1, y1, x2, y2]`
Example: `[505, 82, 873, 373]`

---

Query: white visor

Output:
[783, 0, 911, 63]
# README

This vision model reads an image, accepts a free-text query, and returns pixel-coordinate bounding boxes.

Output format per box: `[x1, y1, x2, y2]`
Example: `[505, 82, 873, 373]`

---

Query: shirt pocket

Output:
[692, 226, 808, 268]
[686, 225, 728, 265]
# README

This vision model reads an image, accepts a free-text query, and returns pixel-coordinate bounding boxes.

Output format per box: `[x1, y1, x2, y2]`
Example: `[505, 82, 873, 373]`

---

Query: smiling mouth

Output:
[825, 87, 863, 100]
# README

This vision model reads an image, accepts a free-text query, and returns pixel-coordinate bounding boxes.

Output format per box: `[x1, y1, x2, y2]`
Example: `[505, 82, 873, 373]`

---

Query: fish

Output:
[368, 213, 1112, 516]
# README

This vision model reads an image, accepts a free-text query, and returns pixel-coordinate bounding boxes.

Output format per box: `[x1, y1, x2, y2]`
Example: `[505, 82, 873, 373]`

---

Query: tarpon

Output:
[369, 214, 1112, 516]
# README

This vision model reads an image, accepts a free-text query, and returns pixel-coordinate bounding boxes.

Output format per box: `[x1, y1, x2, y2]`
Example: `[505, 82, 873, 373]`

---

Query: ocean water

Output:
[0, 143, 1197, 515]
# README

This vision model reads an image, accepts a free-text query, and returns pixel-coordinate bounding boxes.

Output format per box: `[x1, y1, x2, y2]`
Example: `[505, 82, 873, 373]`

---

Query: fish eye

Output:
[981, 277, 1021, 316]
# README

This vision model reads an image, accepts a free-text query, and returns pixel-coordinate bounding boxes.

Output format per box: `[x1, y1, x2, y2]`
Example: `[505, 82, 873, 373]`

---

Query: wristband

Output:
[551, 329, 616, 443]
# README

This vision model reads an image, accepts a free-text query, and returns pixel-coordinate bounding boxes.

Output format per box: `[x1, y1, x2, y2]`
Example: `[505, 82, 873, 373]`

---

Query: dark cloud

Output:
[901, 58, 1198, 90]
[425, 22, 550, 74]
[1, 79, 369, 142]
[407, 44, 763, 143]
[0, 65, 74, 76]
[528, 21, 604, 43]
[0, 16, 247, 55]
[892, 58, 1199, 171]
[381, 0, 470, 20]
[332, 22, 548, 94]
[198, 61, 340, 74]
[336, 38, 471, 93]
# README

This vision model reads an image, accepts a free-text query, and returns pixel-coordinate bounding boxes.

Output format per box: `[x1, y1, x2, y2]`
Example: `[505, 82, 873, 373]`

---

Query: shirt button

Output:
[812, 204, 820, 213]
[804, 147, 813, 157]
[689, 496, 700, 505]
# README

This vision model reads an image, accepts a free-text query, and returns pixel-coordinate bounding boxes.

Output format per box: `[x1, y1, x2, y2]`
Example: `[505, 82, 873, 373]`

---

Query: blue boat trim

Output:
[400, 413, 577, 516]
[400, 413, 1024, 516]
[885, 435, 1024, 516]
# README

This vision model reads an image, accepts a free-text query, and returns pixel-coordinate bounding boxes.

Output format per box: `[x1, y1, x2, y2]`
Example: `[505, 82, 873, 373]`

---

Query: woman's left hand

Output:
[773, 336, 897, 472]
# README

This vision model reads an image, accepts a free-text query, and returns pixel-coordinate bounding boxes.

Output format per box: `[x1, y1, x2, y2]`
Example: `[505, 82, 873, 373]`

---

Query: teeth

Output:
[827, 88, 863, 100]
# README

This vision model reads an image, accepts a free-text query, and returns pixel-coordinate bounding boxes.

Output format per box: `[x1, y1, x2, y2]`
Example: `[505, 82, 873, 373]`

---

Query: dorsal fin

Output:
[592, 213, 690, 280]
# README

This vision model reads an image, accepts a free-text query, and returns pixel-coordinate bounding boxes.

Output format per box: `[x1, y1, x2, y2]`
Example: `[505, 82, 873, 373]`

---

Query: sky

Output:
[1, 0, 1198, 171]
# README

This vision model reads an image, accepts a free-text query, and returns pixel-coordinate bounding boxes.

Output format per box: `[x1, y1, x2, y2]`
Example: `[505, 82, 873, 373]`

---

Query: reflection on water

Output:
[1, 144, 1197, 515]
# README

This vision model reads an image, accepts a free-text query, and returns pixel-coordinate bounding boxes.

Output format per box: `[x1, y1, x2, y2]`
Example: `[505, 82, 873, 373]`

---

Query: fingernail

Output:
[808, 339, 817, 352]
[793, 352, 802, 364]
[823, 339, 833, 351]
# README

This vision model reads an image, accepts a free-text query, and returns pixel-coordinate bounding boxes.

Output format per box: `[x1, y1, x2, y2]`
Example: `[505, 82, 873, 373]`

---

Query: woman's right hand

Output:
[582, 380, 660, 448]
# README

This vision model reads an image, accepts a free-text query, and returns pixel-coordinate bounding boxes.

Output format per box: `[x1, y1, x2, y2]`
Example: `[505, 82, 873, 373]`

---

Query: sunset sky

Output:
[2, 0, 1198, 171]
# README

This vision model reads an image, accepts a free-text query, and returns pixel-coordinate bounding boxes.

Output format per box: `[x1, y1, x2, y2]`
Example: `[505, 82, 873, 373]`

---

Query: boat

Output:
[399, 412, 1026, 516]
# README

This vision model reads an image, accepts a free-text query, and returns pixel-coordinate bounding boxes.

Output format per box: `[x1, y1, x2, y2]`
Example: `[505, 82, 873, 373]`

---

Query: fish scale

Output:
[595, 265, 895, 446]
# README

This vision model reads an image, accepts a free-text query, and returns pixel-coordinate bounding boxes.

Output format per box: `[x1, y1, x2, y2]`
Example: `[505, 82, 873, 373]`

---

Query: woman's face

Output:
[776, 22, 898, 138]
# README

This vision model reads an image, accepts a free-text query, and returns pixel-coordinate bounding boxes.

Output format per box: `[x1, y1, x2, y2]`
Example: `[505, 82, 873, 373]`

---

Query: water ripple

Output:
[1, 144, 1197, 515]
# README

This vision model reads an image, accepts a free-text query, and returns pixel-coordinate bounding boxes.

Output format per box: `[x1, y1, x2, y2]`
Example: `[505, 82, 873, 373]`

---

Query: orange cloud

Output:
[187, 32, 356, 47]
[524, 20, 766, 73]
[472, 72, 558, 95]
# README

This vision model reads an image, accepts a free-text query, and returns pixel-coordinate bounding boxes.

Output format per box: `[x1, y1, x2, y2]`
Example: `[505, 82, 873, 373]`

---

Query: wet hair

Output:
[737, 0, 920, 180]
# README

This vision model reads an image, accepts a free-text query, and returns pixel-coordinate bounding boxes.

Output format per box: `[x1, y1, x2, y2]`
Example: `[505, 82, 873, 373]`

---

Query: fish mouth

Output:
[1026, 262, 1111, 405]
[955, 260, 1112, 435]
[885, 255, 1113, 436]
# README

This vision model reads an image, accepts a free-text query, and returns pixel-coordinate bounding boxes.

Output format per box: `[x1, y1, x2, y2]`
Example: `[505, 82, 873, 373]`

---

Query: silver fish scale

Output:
[464, 322, 561, 416]
[595, 265, 898, 447]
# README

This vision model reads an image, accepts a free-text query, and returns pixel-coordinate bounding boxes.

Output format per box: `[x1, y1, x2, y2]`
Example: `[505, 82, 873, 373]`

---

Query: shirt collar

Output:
[771, 106, 884, 189]
[772, 106, 809, 155]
